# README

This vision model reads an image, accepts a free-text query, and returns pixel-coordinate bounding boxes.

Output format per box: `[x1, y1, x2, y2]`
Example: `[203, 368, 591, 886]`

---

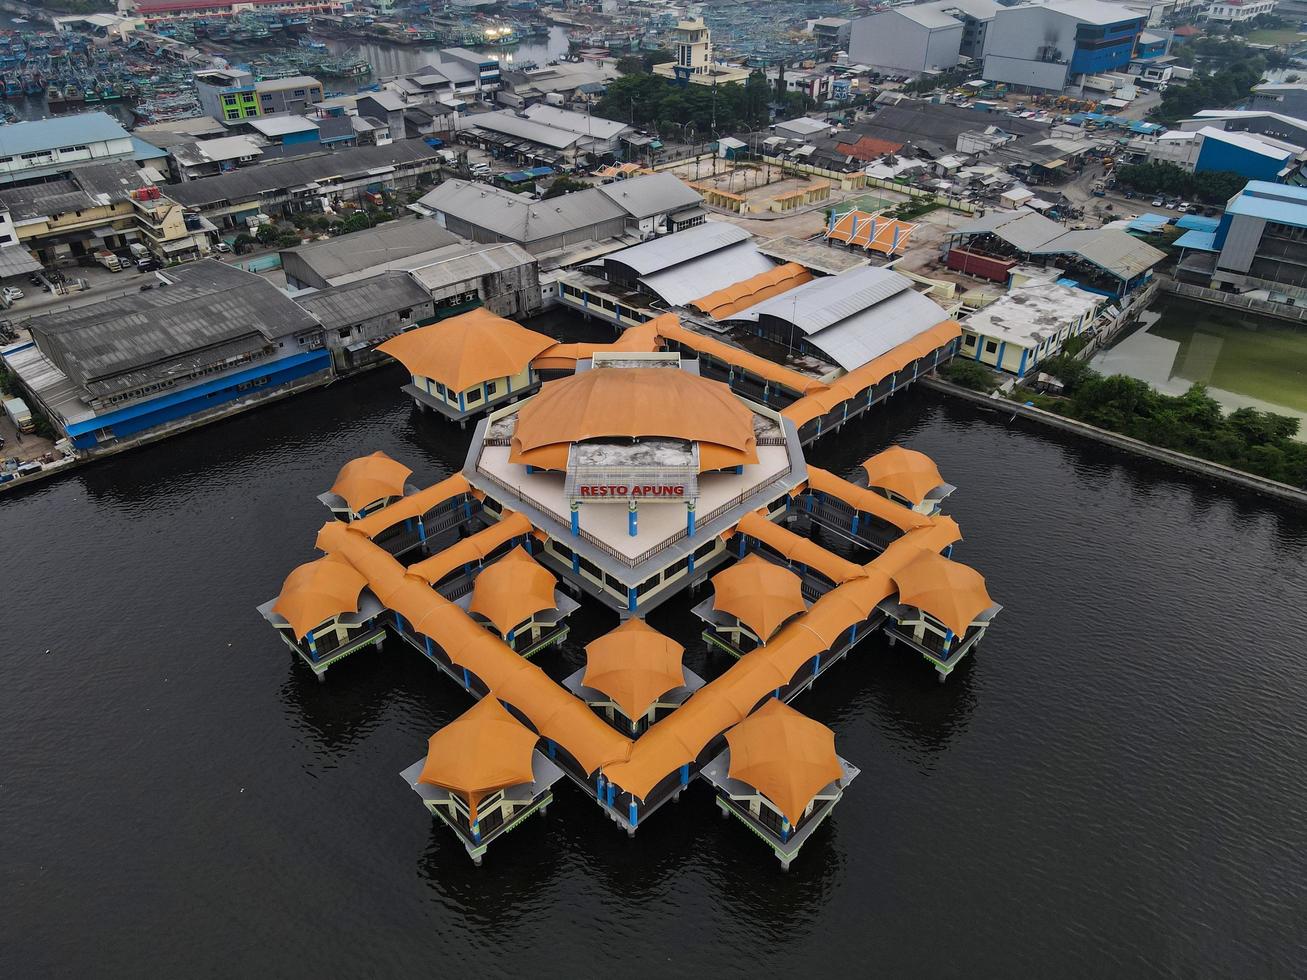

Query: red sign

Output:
[578, 485, 685, 498]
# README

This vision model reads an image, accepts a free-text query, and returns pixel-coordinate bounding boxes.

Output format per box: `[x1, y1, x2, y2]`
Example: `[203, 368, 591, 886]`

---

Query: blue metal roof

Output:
[1226, 181, 1307, 226]
[131, 137, 169, 160]
[1128, 212, 1171, 232]
[1175, 213, 1219, 232]
[0, 111, 129, 156]
[1174, 230, 1218, 251]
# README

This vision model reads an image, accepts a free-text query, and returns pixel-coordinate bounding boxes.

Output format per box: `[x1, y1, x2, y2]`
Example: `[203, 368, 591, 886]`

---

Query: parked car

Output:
[214, 241, 232, 253]
[2, 286, 23, 302]
[1178, 202, 1191, 213]
[1151, 198, 1164, 207]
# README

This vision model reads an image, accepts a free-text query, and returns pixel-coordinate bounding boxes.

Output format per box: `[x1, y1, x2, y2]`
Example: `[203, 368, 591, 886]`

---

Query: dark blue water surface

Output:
[4, 364, 1306, 977]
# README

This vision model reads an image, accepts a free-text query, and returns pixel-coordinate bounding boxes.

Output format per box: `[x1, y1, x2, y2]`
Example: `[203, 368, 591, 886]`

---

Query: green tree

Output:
[942, 359, 997, 391]
[542, 175, 589, 199]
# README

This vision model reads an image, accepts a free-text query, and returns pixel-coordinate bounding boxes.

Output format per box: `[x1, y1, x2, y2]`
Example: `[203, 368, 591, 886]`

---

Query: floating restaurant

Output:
[260, 292, 1002, 867]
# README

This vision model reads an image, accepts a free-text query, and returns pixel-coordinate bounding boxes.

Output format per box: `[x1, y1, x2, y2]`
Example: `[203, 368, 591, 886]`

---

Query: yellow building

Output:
[960, 282, 1102, 380]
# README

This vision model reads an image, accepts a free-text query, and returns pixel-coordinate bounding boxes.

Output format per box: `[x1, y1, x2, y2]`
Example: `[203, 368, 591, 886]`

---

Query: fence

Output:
[1162, 280, 1307, 325]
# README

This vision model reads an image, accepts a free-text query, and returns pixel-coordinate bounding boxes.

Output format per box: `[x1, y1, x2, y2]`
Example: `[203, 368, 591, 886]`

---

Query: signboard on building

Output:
[578, 484, 686, 499]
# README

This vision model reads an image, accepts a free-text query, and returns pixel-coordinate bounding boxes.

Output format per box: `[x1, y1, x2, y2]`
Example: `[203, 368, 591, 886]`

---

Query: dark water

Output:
[5, 361, 1307, 975]
[326, 26, 571, 82]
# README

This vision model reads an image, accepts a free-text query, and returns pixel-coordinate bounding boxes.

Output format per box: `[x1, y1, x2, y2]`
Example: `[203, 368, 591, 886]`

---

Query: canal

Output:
[1091, 294, 1307, 439]
[4, 362, 1305, 975]
[325, 26, 572, 81]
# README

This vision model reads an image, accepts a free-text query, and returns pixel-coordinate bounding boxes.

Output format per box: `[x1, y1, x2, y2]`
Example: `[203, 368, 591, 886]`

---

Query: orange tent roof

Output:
[655, 317, 827, 395]
[582, 618, 686, 719]
[690, 263, 814, 320]
[891, 549, 994, 636]
[826, 210, 917, 255]
[734, 511, 869, 584]
[861, 446, 944, 506]
[805, 467, 933, 533]
[417, 696, 539, 823]
[711, 553, 807, 642]
[377, 307, 556, 392]
[509, 367, 758, 466]
[532, 317, 664, 371]
[271, 552, 368, 640]
[725, 698, 843, 826]
[468, 545, 557, 635]
[317, 520, 632, 776]
[347, 474, 475, 538]
[330, 451, 412, 513]
[405, 512, 533, 586]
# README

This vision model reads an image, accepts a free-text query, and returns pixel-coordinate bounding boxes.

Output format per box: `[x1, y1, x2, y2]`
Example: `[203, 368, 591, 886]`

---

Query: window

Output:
[465, 388, 482, 404]
[226, 110, 240, 121]
[398, 307, 412, 321]
[435, 381, 446, 396]
[985, 340, 998, 354]
[485, 381, 498, 397]
[0, 233, 10, 244]
[337, 327, 351, 340]
[223, 95, 237, 106]
[963, 334, 976, 347]
[293, 89, 306, 97]
[604, 573, 625, 595]
[694, 540, 717, 561]
[0, 156, 11, 163]
[551, 541, 573, 561]
[578, 556, 602, 579]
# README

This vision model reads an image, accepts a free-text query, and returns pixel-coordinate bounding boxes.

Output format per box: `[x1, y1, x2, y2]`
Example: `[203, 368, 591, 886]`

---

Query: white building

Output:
[849, 6, 964, 75]
[961, 282, 1102, 378]
[653, 18, 751, 87]
[0, 111, 135, 187]
[982, 0, 1147, 93]
[1204, 0, 1277, 23]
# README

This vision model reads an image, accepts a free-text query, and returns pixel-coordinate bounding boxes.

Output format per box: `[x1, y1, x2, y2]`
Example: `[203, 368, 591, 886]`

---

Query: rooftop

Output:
[471, 110, 583, 150]
[0, 111, 130, 157]
[417, 179, 627, 243]
[894, 5, 966, 29]
[247, 115, 320, 139]
[26, 261, 319, 396]
[254, 75, 321, 92]
[295, 273, 433, 329]
[1225, 180, 1307, 226]
[596, 172, 702, 219]
[963, 282, 1101, 346]
[283, 220, 461, 284]
[522, 103, 631, 141]
[171, 135, 264, 168]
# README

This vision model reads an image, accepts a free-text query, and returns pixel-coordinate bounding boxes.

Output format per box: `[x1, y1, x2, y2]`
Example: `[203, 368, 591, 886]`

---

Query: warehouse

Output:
[281, 221, 464, 289]
[4, 261, 330, 452]
[296, 273, 437, 374]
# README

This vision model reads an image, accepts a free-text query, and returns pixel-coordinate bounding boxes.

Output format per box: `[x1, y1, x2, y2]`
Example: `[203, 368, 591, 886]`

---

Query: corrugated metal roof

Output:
[285, 221, 461, 282]
[296, 273, 431, 327]
[27, 261, 319, 395]
[638, 241, 775, 307]
[597, 172, 702, 219]
[0, 244, 41, 277]
[0, 111, 130, 156]
[602, 221, 750, 276]
[522, 103, 630, 141]
[1041, 229, 1165, 280]
[728, 265, 915, 336]
[409, 241, 536, 291]
[803, 289, 950, 372]
[471, 110, 581, 150]
[417, 178, 626, 242]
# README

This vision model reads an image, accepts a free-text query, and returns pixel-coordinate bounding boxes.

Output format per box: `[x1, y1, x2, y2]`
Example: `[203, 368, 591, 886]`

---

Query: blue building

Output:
[983, 0, 1146, 93]
[2, 261, 330, 452]
[1208, 181, 1307, 292]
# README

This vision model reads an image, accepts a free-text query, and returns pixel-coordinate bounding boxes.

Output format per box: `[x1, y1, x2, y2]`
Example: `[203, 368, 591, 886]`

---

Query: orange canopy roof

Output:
[468, 545, 557, 635]
[861, 446, 944, 506]
[317, 520, 633, 776]
[531, 317, 664, 371]
[347, 474, 475, 538]
[711, 553, 807, 642]
[725, 698, 843, 826]
[417, 696, 539, 823]
[405, 512, 533, 586]
[330, 451, 412, 513]
[690, 263, 814, 320]
[271, 552, 368, 640]
[826, 210, 917, 255]
[655, 317, 827, 395]
[377, 307, 556, 392]
[582, 618, 686, 719]
[734, 511, 869, 584]
[510, 367, 758, 465]
[805, 467, 933, 533]
[891, 548, 994, 636]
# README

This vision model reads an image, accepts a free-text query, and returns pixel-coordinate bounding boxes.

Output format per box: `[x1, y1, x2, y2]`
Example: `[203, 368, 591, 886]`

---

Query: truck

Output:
[3, 396, 34, 433]
[128, 242, 149, 261]
[94, 249, 123, 271]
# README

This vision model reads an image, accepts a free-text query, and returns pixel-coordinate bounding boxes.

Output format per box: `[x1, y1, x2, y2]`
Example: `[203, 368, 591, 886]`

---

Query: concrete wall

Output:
[850, 11, 962, 74]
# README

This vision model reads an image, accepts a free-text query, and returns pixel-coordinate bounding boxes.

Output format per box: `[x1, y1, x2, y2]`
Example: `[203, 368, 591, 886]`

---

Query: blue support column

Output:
[944, 543, 953, 558]
[679, 764, 690, 787]
[571, 552, 580, 574]
[462, 666, 470, 689]
[686, 502, 696, 538]
[781, 818, 790, 843]
[597, 773, 606, 799]
[547, 738, 556, 759]
[395, 613, 405, 633]
[417, 516, 427, 544]
[424, 635, 434, 658]
[306, 634, 318, 662]
[687, 552, 695, 575]
[570, 503, 580, 537]
[812, 652, 820, 677]
[1018, 347, 1028, 380]
[472, 821, 481, 844]
[738, 535, 746, 558]
[628, 502, 638, 537]
[628, 800, 638, 828]
[627, 587, 637, 613]
[996, 341, 1007, 371]
[607, 782, 616, 806]
[850, 513, 860, 536]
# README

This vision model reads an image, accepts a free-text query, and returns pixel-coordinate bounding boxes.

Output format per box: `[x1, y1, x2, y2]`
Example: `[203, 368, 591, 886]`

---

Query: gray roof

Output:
[725, 266, 951, 372]
[895, 5, 965, 29]
[27, 261, 319, 396]
[408, 241, 536, 292]
[522, 103, 631, 141]
[956, 207, 1165, 279]
[1046, 0, 1143, 24]
[167, 143, 440, 207]
[638, 241, 775, 307]
[416, 178, 626, 243]
[928, 0, 999, 19]
[597, 172, 702, 219]
[254, 75, 321, 92]
[601, 221, 751, 276]
[248, 115, 319, 138]
[171, 136, 263, 168]
[0, 244, 41, 277]
[0, 111, 129, 156]
[0, 160, 145, 220]
[856, 101, 1048, 157]
[295, 273, 431, 328]
[776, 117, 831, 136]
[359, 91, 408, 112]
[283, 220, 461, 282]
[470, 110, 582, 150]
